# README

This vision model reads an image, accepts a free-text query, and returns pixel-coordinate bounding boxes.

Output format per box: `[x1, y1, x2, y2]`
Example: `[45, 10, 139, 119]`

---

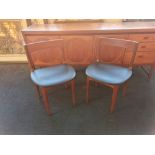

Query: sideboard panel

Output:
[125, 33, 155, 65]
[24, 35, 61, 44]
[128, 34, 155, 42]
[23, 34, 155, 66]
[63, 35, 95, 65]
[99, 34, 129, 39]
[123, 51, 155, 65]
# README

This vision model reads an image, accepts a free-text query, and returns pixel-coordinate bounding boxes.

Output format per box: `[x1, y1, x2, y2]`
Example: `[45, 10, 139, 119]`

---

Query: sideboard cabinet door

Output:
[63, 36, 95, 65]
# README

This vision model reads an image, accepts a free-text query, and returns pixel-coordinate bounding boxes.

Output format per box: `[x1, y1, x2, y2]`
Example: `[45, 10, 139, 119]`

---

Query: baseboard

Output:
[0, 54, 28, 63]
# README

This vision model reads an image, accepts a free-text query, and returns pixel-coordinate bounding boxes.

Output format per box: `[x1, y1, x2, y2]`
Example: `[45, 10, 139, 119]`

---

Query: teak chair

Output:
[86, 37, 139, 112]
[24, 39, 76, 115]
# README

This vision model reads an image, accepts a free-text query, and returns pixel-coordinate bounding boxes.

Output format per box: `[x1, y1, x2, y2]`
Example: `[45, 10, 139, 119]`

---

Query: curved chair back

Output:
[24, 39, 64, 70]
[96, 37, 139, 68]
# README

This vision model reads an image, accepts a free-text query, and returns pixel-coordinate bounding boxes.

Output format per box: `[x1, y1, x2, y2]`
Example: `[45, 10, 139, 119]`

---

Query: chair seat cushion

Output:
[31, 64, 76, 87]
[86, 63, 132, 84]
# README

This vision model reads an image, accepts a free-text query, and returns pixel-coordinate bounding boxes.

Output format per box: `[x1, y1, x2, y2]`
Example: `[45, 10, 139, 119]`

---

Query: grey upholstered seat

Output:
[86, 63, 132, 85]
[31, 64, 76, 87]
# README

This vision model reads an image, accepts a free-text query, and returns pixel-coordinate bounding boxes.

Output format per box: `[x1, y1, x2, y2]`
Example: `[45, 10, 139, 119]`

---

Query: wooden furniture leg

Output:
[41, 87, 52, 115]
[86, 77, 90, 103]
[34, 84, 41, 98]
[141, 65, 154, 80]
[110, 85, 119, 113]
[71, 79, 76, 106]
[122, 81, 128, 96]
[148, 65, 154, 80]
[65, 82, 70, 89]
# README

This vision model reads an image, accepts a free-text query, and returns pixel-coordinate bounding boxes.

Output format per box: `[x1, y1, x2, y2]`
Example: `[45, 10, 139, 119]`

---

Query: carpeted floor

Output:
[0, 64, 155, 134]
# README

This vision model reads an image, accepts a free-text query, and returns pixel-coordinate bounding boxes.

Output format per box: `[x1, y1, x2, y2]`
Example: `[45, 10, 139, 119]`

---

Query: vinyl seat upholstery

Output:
[31, 64, 76, 87]
[86, 63, 132, 85]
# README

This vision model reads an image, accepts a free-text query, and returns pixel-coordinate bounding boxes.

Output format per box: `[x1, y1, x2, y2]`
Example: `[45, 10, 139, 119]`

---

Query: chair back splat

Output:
[96, 37, 139, 69]
[24, 39, 64, 70]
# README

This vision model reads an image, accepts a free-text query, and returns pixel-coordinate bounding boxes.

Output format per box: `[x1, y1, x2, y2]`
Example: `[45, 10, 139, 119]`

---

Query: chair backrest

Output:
[96, 37, 139, 68]
[24, 39, 64, 71]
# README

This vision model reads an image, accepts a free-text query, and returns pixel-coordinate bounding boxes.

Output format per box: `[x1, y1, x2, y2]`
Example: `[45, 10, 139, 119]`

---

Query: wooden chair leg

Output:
[71, 79, 76, 106]
[148, 65, 154, 80]
[34, 84, 41, 98]
[141, 65, 154, 80]
[122, 81, 128, 96]
[110, 85, 119, 113]
[65, 82, 70, 89]
[41, 87, 52, 115]
[86, 77, 90, 103]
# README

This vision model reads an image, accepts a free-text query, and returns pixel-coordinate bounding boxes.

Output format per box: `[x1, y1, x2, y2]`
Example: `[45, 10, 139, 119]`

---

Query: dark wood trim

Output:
[26, 19, 32, 26]
[43, 19, 49, 24]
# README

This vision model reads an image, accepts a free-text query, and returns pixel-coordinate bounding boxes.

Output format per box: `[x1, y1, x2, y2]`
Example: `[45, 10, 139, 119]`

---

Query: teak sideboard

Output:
[22, 22, 155, 79]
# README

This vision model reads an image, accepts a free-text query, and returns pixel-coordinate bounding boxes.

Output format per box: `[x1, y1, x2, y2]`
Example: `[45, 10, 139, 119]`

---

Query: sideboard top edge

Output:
[22, 22, 155, 35]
